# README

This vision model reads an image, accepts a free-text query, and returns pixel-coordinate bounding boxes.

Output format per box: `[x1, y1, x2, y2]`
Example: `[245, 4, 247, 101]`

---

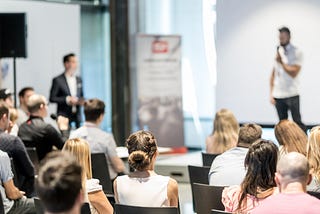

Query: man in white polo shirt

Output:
[270, 26, 306, 132]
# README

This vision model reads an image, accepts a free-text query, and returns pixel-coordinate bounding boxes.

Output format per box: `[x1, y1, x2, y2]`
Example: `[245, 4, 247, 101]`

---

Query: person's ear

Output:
[307, 174, 312, 185]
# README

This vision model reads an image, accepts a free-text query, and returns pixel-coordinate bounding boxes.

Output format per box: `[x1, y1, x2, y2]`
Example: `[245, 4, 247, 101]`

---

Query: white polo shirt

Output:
[272, 43, 302, 99]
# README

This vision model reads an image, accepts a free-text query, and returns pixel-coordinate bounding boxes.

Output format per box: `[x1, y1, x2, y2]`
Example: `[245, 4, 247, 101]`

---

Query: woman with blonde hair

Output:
[275, 119, 307, 158]
[206, 109, 239, 154]
[114, 130, 179, 207]
[63, 138, 113, 214]
[306, 126, 320, 191]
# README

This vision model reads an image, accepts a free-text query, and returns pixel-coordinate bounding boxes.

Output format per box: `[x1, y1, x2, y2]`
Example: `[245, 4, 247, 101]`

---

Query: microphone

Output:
[50, 114, 57, 120]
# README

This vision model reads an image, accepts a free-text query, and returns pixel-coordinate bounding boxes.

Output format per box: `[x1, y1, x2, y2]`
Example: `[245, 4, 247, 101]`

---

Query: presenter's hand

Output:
[270, 95, 276, 105]
[276, 53, 283, 64]
[67, 96, 79, 105]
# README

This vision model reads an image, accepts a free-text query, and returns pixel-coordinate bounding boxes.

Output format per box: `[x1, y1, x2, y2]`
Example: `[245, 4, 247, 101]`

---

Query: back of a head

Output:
[127, 130, 158, 171]
[0, 101, 9, 119]
[84, 98, 105, 122]
[237, 123, 262, 147]
[277, 152, 309, 184]
[63, 138, 92, 181]
[27, 94, 46, 114]
[275, 120, 307, 155]
[213, 109, 239, 133]
[243, 139, 278, 189]
[307, 126, 320, 179]
[36, 151, 82, 213]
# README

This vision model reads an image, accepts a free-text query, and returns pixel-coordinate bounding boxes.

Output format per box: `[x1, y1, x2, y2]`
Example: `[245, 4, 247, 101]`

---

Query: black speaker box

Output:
[0, 13, 27, 58]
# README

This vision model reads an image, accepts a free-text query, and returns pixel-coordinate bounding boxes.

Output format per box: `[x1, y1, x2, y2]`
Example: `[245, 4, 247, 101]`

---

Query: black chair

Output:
[188, 165, 210, 212]
[35, 198, 91, 214]
[91, 153, 113, 195]
[193, 183, 225, 214]
[308, 191, 320, 199]
[81, 203, 91, 214]
[0, 190, 4, 214]
[211, 209, 232, 214]
[114, 204, 179, 214]
[26, 147, 40, 174]
[202, 152, 220, 167]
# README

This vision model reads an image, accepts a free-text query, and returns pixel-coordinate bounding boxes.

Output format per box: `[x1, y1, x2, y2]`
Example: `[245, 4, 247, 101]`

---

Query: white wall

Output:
[216, 0, 320, 125]
[0, 0, 80, 112]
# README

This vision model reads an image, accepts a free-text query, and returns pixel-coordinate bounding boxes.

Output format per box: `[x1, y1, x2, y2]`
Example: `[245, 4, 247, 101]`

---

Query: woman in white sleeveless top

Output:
[114, 130, 179, 207]
[63, 138, 113, 214]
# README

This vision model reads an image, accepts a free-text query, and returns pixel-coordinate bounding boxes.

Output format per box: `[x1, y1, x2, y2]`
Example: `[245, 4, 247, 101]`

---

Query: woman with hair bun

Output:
[113, 130, 179, 207]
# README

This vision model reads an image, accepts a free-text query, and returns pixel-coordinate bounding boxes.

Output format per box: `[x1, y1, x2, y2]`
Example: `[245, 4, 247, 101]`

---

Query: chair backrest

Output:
[211, 209, 232, 214]
[9, 158, 19, 187]
[81, 203, 91, 214]
[307, 191, 320, 199]
[91, 153, 113, 195]
[188, 165, 210, 212]
[114, 204, 179, 214]
[202, 152, 220, 167]
[193, 183, 225, 214]
[34, 198, 92, 214]
[0, 190, 4, 214]
[34, 198, 45, 214]
[26, 147, 40, 174]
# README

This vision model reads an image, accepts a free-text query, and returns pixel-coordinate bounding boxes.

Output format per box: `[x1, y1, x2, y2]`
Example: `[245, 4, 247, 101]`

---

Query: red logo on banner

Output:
[152, 41, 168, 53]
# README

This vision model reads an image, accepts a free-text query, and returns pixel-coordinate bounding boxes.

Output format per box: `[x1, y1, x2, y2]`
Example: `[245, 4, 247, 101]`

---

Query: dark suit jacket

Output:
[49, 72, 83, 125]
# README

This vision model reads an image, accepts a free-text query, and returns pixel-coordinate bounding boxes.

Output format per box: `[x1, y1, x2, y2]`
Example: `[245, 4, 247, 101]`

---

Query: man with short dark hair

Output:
[0, 102, 35, 197]
[17, 87, 34, 126]
[18, 94, 69, 161]
[49, 53, 84, 128]
[36, 151, 83, 214]
[0, 88, 14, 107]
[270, 26, 306, 132]
[209, 123, 262, 186]
[70, 98, 125, 180]
[252, 152, 320, 214]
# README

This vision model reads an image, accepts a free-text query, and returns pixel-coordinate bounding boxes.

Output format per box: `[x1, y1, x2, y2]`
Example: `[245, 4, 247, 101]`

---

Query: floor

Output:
[178, 183, 194, 214]
[155, 151, 202, 214]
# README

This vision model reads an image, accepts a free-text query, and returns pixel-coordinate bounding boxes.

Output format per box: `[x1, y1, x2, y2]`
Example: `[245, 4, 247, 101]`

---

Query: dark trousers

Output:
[274, 95, 306, 132]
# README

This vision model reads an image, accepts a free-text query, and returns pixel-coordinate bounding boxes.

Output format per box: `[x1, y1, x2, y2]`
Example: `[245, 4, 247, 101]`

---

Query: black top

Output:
[49, 73, 83, 126]
[18, 115, 69, 161]
[0, 130, 34, 176]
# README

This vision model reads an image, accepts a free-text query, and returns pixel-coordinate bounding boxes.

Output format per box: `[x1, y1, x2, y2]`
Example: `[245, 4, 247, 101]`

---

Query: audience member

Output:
[0, 88, 13, 107]
[18, 94, 69, 161]
[114, 130, 179, 207]
[49, 53, 84, 128]
[209, 123, 262, 186]
[70, 98, 125, 180]
[8, 107, 19, 136]
[275, 119, 307, 158]
[222, 139, 278, 213]
[36, 151, 84, 214]
[0, 149, 35, 214]
[206, 109, 239, 154]
[17, 87, 34, 126]
[252, 152, 320, 214]
[306, 126, 320, 191]
[63, 138, 113, 214]
[0, 102, 35, 197]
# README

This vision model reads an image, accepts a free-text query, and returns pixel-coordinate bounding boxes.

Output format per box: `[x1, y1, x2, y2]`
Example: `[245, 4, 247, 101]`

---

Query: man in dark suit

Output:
[49, 53, 84, 128]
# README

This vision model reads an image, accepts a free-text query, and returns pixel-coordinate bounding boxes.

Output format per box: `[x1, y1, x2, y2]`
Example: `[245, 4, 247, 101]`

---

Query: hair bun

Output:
[128, 151, 150, 171]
